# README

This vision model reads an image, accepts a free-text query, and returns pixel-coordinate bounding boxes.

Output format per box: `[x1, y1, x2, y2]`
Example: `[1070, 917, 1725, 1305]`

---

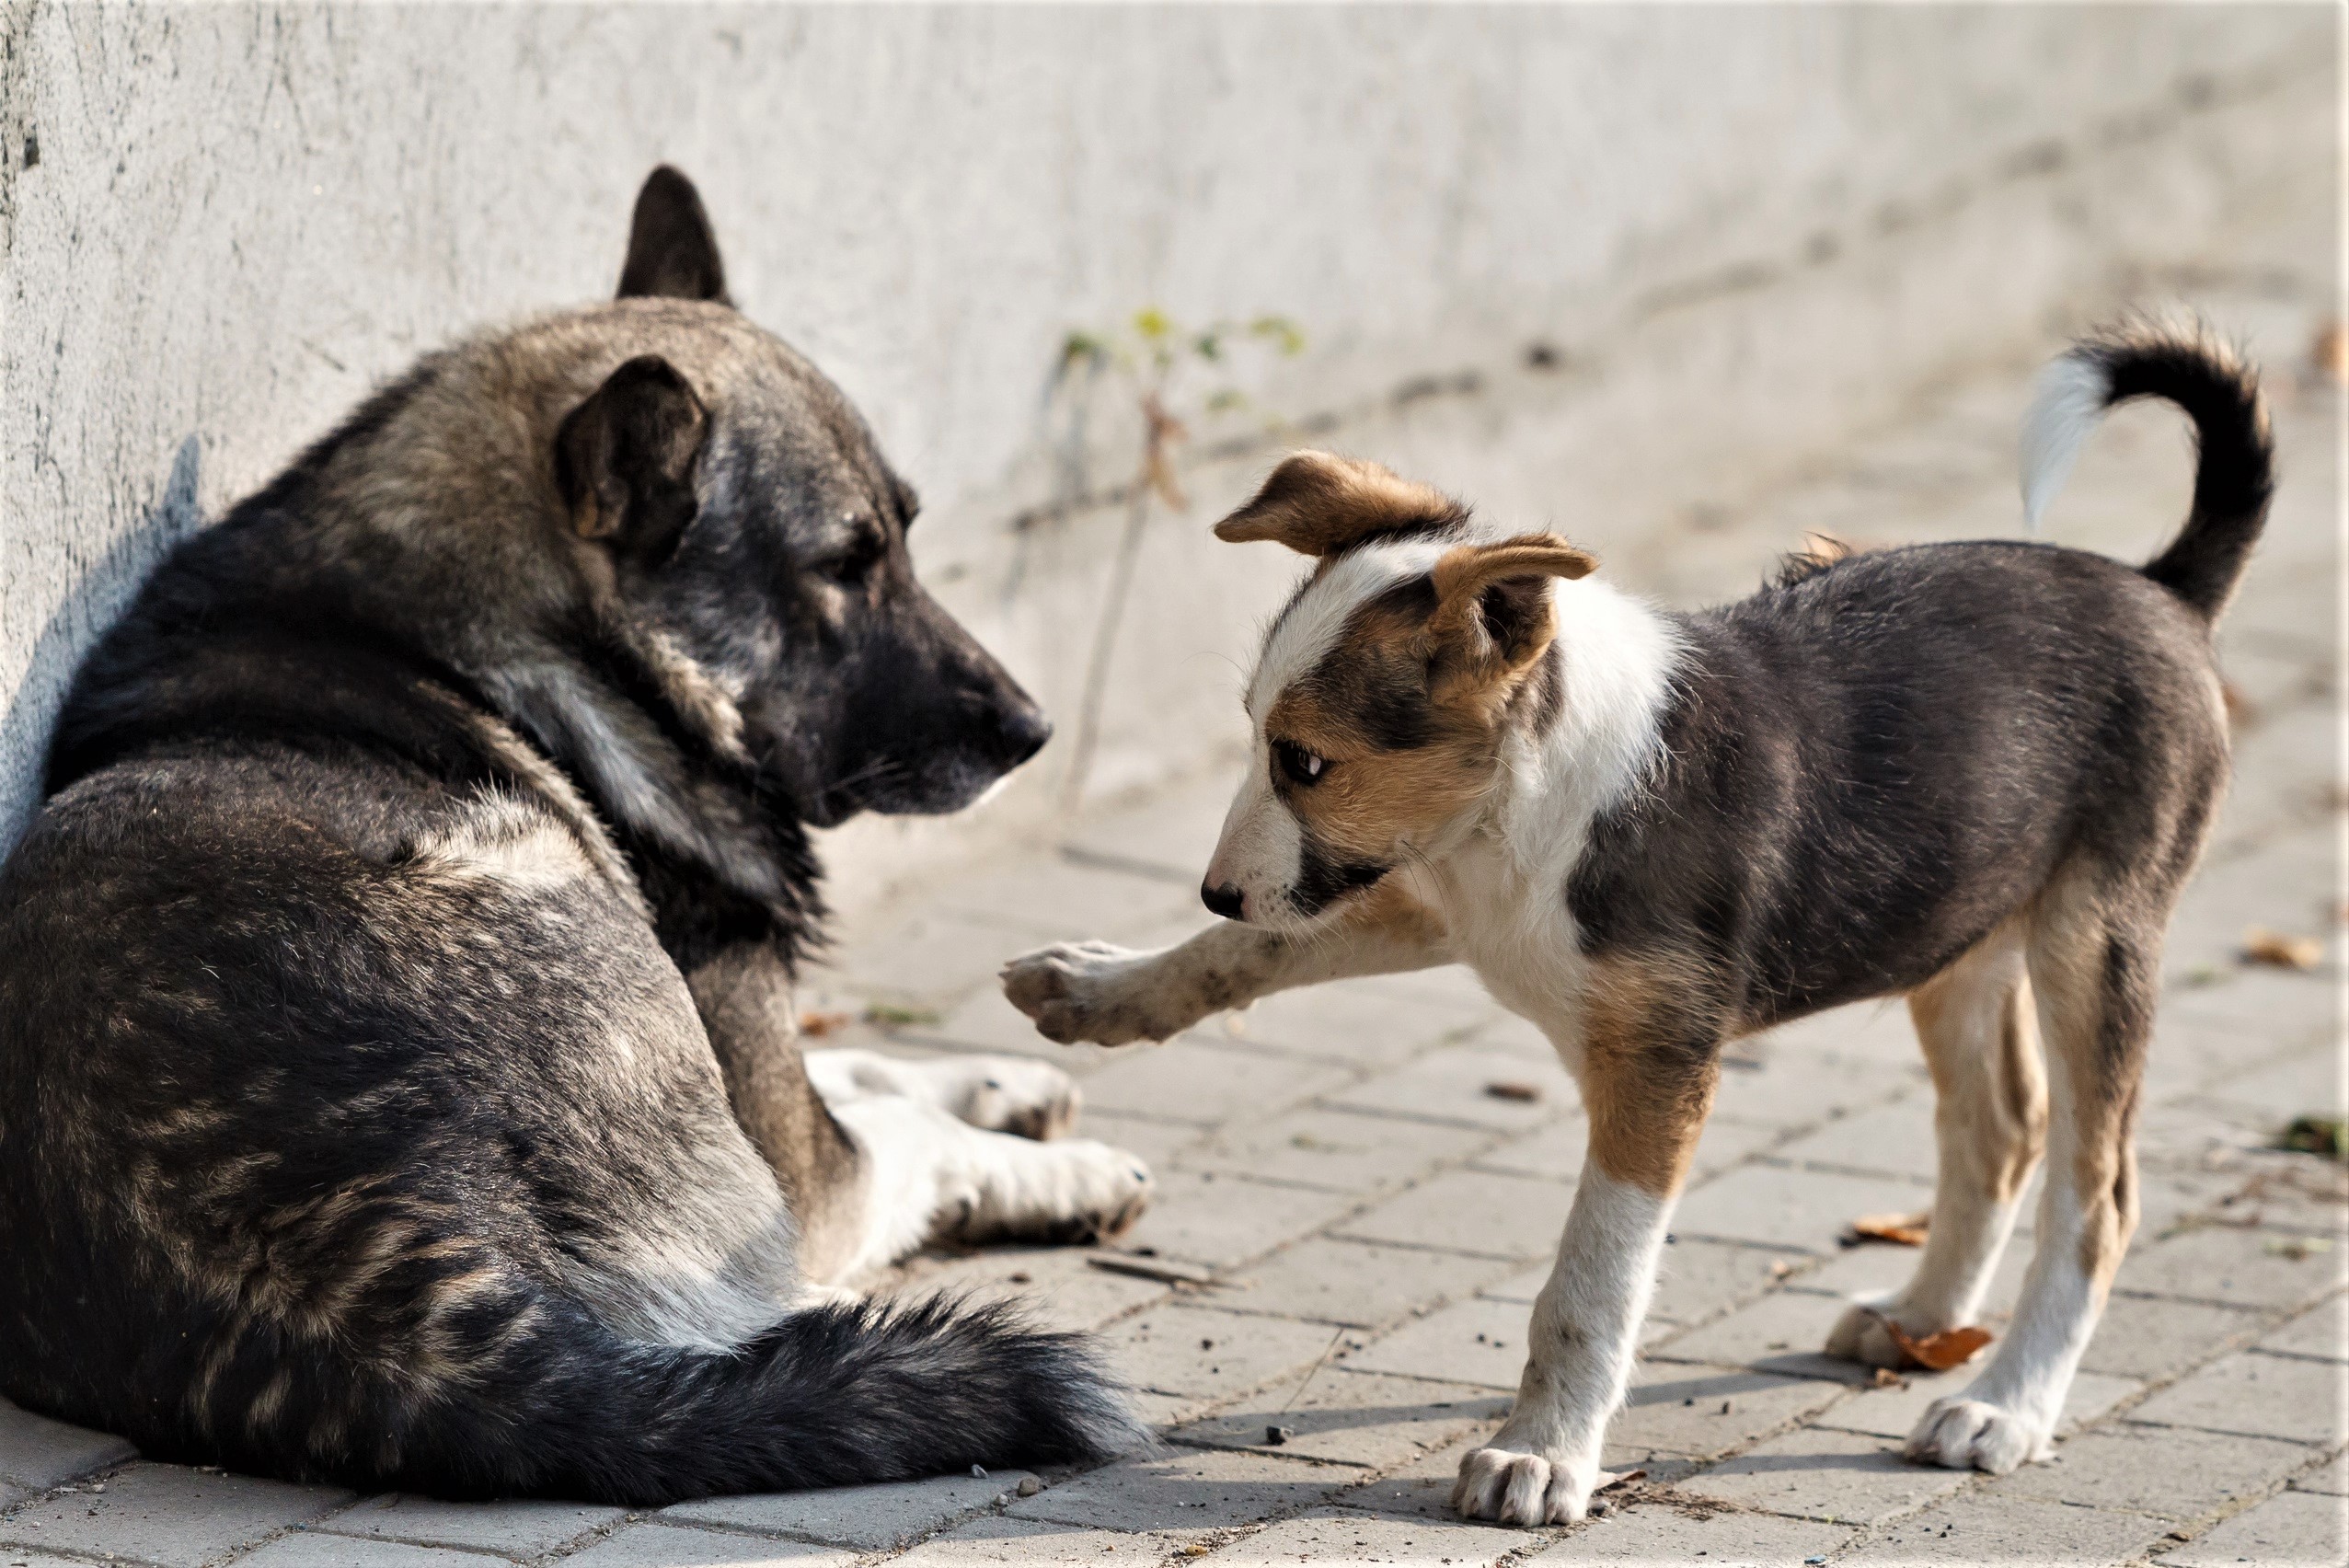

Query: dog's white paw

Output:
[1000, 941, 1196, 1046]
[969, 1139, 1153, 1246]
[1031, 1139, 1154, 1243]
[945, 1055, 1082, 1140]
[1451, 1442, 1599, 1527]
[1904, 1395, 2054, 1474]
[1825, 1293, 1920, 1369]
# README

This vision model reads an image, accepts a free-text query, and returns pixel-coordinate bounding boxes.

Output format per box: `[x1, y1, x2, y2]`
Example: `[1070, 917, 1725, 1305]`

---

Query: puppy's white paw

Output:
[946, 1055, 1082, 1140]
[1825, 1293, 1920, 1369]
[1451, 1443, 1598, 1527]
[1000, 941, 1197, 1046]
[1904, 1395, 2054, 1474]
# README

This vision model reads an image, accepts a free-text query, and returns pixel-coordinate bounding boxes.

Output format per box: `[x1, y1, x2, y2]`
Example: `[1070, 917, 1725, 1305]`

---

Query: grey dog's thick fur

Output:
[0, 169, 1141, 1503]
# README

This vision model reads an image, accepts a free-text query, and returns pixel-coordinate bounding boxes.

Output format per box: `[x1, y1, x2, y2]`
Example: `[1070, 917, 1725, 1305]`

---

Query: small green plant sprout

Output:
[1054, 310, 1306, 509]
[1054, 307, 1306, 808]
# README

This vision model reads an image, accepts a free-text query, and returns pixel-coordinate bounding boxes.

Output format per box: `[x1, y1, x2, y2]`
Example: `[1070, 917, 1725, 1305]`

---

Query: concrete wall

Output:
[3, 3, 2334, 914]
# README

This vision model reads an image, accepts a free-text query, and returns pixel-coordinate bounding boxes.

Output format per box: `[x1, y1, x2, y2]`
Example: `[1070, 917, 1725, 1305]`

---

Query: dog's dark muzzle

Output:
[988, 700, 1052, 770]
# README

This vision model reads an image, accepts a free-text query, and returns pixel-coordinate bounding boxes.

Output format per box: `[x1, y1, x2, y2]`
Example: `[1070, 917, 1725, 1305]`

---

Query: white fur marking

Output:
[1246, 540, 1453, 720]
[2020, 352, 2114, 532]
[825, 1098, 1149, 1284]
[1455, 1167, 1673, 1525]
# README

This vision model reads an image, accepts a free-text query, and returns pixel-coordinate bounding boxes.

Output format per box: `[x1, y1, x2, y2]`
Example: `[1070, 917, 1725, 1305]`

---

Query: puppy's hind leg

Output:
[1827, 922, 2046, 1366]
[1906, 882, 2158, 1475]
[805, 1048, 1082, 1141]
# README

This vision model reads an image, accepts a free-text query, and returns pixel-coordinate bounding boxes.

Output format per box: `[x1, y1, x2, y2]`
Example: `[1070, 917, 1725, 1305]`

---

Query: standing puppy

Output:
[1005, 324, 2270, 1524]
[0, 168, 1150, 1502]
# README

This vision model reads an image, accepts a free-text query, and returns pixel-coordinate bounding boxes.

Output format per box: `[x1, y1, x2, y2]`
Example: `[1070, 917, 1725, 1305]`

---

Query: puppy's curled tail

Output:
[178, 1289, 1144, 1505]
[2020, 319, 2274, 620]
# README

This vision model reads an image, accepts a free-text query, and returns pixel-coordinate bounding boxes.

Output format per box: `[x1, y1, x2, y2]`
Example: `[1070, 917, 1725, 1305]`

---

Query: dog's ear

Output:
[617, 166, 731, 305]
[1214, 451, 1464, 556]
[1425, 533, 1597, 692]
[557, 356, 708, 566]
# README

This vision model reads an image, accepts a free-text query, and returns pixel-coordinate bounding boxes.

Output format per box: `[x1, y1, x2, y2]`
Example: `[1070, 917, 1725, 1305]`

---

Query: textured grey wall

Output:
[1, 4, 2332, 905]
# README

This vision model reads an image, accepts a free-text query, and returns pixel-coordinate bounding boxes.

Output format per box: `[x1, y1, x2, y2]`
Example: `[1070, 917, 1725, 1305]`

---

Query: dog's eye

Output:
[823, 531, 885, 583]
[1272, 740, 1328, 787]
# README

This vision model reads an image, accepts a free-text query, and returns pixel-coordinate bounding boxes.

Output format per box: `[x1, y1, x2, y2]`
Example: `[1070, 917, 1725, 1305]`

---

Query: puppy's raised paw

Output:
[999, 941, 1195, 1047]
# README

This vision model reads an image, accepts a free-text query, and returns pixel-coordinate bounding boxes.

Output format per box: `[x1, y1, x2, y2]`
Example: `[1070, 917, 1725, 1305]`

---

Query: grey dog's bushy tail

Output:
[2019, 319, 2274, 621]
[455, 1295, 1143, 1505]
[177, 1292, 1143, 1505]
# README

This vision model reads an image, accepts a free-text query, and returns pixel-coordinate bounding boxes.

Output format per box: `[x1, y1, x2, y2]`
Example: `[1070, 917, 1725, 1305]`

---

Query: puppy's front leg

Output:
[1455, 1004, 1718, 1526]
[1002, 881, 1447, 1046]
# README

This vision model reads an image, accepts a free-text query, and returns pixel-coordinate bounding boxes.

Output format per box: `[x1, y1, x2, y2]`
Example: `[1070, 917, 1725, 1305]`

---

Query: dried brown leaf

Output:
[2315, 320, 2348, 386]
[1849, 1210, 1932, 1247]
[1878, 1318, 1993, 1371]
[1485, 1080, 1544, 1102]
[797, 1009, 852, 1038]
[2242, 928, 2322, 971]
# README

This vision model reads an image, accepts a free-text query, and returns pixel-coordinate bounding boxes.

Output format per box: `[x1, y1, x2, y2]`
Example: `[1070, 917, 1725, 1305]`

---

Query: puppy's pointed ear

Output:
[1425, 533, 1597, 689]
[1213, 451, 1465, 556]
[617, 167, 731, 305]
[557, 356, 708, 567]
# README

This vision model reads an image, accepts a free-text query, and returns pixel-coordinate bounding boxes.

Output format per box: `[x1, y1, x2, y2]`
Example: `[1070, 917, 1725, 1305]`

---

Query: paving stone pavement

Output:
[3, 306, 2341, 1564]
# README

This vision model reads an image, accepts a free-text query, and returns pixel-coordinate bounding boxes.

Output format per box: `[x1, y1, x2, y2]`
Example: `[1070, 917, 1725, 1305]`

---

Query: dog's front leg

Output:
[1455, 998, 1718, 1526]
[685, 941, 869, 1279]
[1001, 880, 1447, 1046]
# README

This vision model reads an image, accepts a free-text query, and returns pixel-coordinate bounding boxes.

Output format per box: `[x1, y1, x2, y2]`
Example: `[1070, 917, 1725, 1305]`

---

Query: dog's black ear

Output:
[617, 167, 731, 305]
[557, 356, 708, 566]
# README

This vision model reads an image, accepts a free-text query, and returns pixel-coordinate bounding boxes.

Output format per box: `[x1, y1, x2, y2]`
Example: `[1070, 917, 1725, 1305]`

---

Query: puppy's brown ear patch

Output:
[557, 355, 708, 566]
[1214, 451, 1466, 556]
[1427, 533, 1598, 698]
[618, 166, 731, 305]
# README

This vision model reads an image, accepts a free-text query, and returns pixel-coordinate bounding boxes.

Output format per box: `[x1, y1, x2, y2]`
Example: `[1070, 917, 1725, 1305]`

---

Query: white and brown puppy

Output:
[1005, 323, 2271, 1525]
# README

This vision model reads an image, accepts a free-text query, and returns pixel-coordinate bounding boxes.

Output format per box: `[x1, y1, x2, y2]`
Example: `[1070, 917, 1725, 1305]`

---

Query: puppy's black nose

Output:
[1201, 882, 1245, 920]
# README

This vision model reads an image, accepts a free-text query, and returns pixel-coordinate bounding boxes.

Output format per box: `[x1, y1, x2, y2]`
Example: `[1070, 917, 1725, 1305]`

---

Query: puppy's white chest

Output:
[1428, 838, 1593, 1059]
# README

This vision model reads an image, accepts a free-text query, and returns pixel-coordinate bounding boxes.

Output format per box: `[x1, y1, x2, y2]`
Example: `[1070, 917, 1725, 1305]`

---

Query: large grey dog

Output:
[0, 169, 1151, 1502]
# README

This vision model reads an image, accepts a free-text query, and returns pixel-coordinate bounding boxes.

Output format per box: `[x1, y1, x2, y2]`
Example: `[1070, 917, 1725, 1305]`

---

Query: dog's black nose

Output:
[994, 704, 1053, 767]
[1201, 882, 1245, 920]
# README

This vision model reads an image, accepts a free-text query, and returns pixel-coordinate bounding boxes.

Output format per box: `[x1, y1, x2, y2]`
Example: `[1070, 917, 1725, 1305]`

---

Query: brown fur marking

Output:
[1264, 536, 1598, 862]
[684, 944, 865, 1280]
[1577, 954, 1722, 1197]
[1215, 451, 1467, 557]
[1908, 924, 2049, 1207]
[2026, 869, 2156, 1288]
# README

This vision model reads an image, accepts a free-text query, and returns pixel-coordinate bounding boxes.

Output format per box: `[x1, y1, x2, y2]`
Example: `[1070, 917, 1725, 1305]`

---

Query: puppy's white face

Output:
[1200, 454, 1595, 928]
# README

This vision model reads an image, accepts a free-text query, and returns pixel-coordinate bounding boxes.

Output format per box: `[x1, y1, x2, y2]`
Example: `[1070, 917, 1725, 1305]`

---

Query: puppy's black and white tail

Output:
[2020, 321, 2274, 620]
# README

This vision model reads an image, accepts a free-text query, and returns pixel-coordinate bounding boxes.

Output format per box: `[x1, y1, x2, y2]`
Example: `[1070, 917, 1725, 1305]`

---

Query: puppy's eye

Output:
[1272, 740, 1328, 787]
